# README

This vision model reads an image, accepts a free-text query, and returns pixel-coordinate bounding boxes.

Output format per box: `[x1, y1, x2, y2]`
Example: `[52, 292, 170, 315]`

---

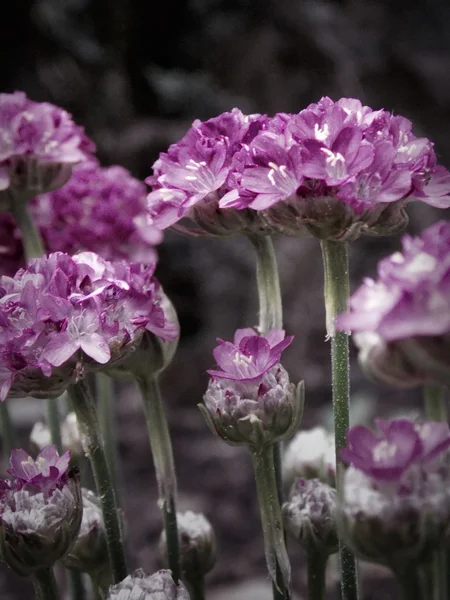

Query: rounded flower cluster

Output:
[0, 446, 82, 575]
[337, 220, 450, 387]
[201, 328, 304, 448]
[0, 91, 94, 197]
[0, 251, 178, 401]
[340, 419, 450, 570]
[146, 99, 450, 240]
[107, 569, 190, 600]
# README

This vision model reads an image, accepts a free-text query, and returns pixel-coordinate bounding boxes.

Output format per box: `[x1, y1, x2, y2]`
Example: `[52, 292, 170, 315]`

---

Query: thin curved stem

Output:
[307, 551, 327, 600]
[10, 194, 45, 259]
[320, 240, 358, 600]
[68, 380, 127, 584]
[97, 374, 118, 496]
[187, 575, 206, 600]
[137, 375, 180, 583]
[32, 567, 60, 600]
[47, 397, 63, 454]
[395, 567, 425, 600]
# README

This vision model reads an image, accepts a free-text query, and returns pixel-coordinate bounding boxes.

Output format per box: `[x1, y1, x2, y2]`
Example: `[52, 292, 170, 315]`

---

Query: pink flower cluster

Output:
[146, 99, 450, 239]
[0, 251, 178, 401]
[0, 91, 94, 193]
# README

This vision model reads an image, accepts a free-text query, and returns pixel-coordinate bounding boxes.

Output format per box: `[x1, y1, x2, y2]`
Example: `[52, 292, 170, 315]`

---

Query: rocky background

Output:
[1, 0, 450, 597]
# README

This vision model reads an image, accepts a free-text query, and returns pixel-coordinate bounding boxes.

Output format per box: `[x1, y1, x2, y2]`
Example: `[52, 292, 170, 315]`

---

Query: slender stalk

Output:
[137, 375, 180, 582]
[47, 397, 63, 454]
[32, 567, 60, 600]
[10, 195, 46, 259]
[68, 380, 127, 584]
[251, 445, 291, 598]
[248, 235, 283, 333]
[424, 384, 448, 600]
[69, 571, 86, 600]
[307, 551, 327, 600]
[320, 240, 358, 600]
[395, 567, 425, 600]
[97, 374, 118, 496]
[0, 400, 16, 463]
[187, 575, 206, 600]
[248, 234, 289, 600]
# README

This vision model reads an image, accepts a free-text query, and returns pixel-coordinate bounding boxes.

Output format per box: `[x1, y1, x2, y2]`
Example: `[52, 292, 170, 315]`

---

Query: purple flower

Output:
[146, 109, 271, 236]
[0, 251, 178, 400]
[341, 418, 450, 483]
[207, 328, 293, 382]
[0, 91, 94, 195]
[219, 98, 450, 239]
[107, 569, 191, 600]
[8, 445, 70, 490]
[337, 220, 450, 386]
[0, 446, 82, 575]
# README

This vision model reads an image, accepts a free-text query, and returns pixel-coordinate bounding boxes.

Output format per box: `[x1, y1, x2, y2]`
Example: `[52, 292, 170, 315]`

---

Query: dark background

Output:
[1, 0, 450, 598]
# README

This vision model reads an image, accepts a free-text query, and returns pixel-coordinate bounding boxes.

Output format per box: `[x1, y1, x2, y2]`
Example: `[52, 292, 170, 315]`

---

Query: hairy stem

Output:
[307, 551, 327, 600]
[32, 568, 60, 600]
[320, 240, 358, 600]
[97, 374, 118, 496]
[137, 375, 180, 582]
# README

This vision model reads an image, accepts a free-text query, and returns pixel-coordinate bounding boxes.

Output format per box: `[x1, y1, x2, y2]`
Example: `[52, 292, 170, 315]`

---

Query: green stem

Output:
[10, 194, 46, 259]
[32, 567, 60, 600]
[47, 397, 63, 454]
[320, 240, 358, 600]
[424, 385, 448, 422]
[307, 551, 327, 600]
[97, 374, 118, 496]
[248, 234, 289, 600]
[251, 445, 291, 598]
[69, 571, 86, 600]
[68, 380, 127, 584]
[137, 375, 180, 582]
[187, 575, 206, 600]
[395, 567, 425, 600]
[248, 235, 283, 333]
[0, 400, 17, 463]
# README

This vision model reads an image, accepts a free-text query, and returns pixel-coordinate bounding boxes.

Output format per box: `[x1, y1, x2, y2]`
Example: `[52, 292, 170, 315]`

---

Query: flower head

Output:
[339, 418, 450, 570]
[107, 569, 190, 600]
[337, 220, 450, 386]
[207, 328, 293, 381]
[0, 91, 94, 197]
[146, 109, 270, 236]
[283, 427, 336, 489]
[0, 446, 82, 575]
[0, 251, 178, 400]
[201, 329, 303, 448]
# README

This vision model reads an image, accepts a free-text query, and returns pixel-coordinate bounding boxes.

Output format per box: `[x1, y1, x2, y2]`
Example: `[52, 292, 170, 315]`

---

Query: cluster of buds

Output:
[107, 569, 190, 600]
[146, 99, 450, 240]
[340, 418, 450, 571]
[0, 91, 94, 200]
[0, 251, 178, 400]
[200, 328, 303, 449]
[0, 445, 81, 575]
[337, 220, 450, 387]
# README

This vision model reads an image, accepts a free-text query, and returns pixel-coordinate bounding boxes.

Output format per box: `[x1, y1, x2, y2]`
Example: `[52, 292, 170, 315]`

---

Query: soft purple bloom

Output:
[0, 251, 178, 400]
[207, 328, 293, 382]
[107, 569, 191, 600]
[0, 91, 94, 193]
[8, 445, 70, 490]
[341, 418, 450, 483]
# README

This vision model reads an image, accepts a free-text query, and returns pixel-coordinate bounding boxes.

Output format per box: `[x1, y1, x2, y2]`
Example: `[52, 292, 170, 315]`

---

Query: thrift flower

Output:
[0, 445, 82, 575]
[283, 427, 336, 489]
[201, 329, 303, 448]
[0, 91, 94, 199]
[340, 419, 450, 570]
[337, 220, 450, 386]
[0, 251, 178, 400]
[107, 569, 190, 600]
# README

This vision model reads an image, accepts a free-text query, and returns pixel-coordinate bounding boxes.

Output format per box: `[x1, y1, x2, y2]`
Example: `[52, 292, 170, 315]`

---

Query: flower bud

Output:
[200, 329, 303, 449]
[160, 512, 216, 579]
[0, 446, 82, 576]
[107, 569, 190, 600]
[61, 488, 108, 576]
[283, 479, 338, 556]
[283, 427, 336, 490]
[30, 412, 83, 458]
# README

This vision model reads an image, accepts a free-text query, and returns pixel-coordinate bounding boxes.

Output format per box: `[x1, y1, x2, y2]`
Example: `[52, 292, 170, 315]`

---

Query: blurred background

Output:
[1, 0, 450, 597]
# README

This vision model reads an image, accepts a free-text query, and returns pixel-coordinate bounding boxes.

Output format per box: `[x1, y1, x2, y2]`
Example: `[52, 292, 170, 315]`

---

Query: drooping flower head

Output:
[337, 220, 450, 387]
[0, 251, 178, 400]
[107, 569, 190, 600]
[220, 98, 450, 239]
[0, 91, 94, 199]
[339, 418, 450, 570]
[201, 329, 303, 448]
[0, 445, 82, 575]
[146, 108, 271, 236]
